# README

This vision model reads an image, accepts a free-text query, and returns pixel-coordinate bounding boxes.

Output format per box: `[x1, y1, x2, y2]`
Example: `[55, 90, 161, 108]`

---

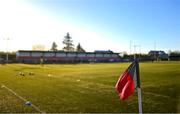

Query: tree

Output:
[169, 50, 180, 60]
[76, 43, 85, 52]
[62, 32, 74, 51]
[50, 42, 58, 51]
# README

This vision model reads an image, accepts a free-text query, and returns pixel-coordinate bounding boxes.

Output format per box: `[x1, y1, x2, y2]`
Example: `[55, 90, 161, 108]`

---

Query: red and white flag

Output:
[115, 62, 140, 100]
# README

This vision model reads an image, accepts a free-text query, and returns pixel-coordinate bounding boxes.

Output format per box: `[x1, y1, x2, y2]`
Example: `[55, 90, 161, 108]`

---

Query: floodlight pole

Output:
[134, 45, 141, 59]
[3, 37, 9, 63]
[6, 51, 9, 63]
[130, 40, 132, 55]
[6, 38, 9, 63]
[133, 45, 139, 59]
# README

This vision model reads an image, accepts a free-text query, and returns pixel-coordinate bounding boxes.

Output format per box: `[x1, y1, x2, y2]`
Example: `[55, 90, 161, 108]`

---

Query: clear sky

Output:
[0, 0, 179, 54]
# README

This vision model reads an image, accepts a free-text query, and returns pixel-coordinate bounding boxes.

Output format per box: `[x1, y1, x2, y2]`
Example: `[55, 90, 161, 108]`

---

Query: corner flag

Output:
[115, 61, 140, 100]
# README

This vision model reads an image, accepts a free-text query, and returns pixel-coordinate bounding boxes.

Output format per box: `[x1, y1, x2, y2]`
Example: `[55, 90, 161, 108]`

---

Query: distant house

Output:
[148, 50, 168, 60]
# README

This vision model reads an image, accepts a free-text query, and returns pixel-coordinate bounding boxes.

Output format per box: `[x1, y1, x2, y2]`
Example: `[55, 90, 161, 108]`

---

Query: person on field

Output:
[40, 56, 44, 66]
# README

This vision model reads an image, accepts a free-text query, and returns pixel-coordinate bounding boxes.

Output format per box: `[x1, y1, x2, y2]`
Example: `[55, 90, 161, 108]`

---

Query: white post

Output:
[5, 38, 9, 63]
[135, 55, 142, 114]
[6, 52, 8, 63]
[137, 87, 142, 114]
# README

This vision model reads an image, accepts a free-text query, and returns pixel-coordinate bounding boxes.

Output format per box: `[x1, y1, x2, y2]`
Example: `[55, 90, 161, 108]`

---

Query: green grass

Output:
[0, 61, 180, 113]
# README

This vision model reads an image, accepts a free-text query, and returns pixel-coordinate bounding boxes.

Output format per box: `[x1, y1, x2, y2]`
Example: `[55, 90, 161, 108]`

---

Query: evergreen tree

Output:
[62, 33, 74, 51]
[76, 43, 85, 52]
[50, 42, 58, 51]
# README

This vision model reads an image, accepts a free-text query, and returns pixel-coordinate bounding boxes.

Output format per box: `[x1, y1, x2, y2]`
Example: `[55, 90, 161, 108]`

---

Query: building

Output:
[16, 50, 121, 63]
[148, 50, 168, 60]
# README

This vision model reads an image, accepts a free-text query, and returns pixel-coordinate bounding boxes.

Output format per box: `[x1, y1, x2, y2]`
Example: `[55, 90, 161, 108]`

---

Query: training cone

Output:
[25, 101, 32, 106]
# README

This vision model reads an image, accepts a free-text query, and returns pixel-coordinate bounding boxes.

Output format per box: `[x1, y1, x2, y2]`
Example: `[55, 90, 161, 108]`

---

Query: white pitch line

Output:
[1, 84, 45, 113]
[143, 91, 170, 98]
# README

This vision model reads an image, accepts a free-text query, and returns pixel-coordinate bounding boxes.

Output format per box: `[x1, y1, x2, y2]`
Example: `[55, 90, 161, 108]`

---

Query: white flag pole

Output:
[138, 87, 142, 114]
[134, 55, 142, 114]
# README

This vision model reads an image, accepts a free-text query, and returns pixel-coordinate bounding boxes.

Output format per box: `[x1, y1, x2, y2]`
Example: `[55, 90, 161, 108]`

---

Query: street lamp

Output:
[4, 38, 9, 63]
[133, 44, 141, 59]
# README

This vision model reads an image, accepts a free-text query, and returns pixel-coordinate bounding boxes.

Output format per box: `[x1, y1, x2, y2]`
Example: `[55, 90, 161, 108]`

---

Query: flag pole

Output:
[137, 87, 142, 114]
[134, 54, 142, 114]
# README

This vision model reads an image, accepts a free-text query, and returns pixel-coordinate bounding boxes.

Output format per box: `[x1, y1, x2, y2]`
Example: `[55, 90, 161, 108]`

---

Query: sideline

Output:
[1, 84, 45, 113]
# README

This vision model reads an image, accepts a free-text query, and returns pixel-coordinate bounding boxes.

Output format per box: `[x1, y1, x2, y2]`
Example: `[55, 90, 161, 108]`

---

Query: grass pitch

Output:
[0, 61, 180, 113]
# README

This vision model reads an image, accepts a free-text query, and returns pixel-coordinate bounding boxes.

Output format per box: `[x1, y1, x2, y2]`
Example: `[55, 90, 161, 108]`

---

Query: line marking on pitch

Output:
[143, 91, 170, 98]
[1, 84, 45, 114]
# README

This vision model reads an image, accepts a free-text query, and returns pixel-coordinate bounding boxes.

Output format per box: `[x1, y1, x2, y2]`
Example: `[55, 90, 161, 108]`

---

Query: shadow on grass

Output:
[142, 84, 179, 113]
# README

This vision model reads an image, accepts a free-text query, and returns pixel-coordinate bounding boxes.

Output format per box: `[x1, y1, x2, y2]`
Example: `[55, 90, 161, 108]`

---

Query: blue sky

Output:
[0, 0, 179, 53]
